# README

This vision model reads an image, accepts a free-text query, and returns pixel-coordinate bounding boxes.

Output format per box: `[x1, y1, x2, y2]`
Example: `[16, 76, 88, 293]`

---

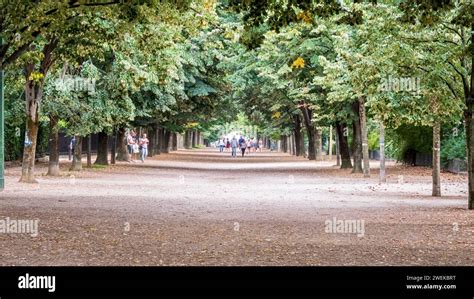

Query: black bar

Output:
[0, 267, 472, 298]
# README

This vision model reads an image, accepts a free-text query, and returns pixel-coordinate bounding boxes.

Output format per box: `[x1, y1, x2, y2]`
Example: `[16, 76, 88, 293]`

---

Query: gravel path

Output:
[0, 149, 473, 265]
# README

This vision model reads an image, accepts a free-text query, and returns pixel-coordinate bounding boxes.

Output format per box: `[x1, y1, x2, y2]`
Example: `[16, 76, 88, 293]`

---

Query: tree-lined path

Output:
[2, 0, 474, 274]
[1, 149, 472, 266]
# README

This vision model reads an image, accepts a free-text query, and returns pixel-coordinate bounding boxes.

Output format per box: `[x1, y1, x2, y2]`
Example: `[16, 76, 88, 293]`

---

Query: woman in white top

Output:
[139, 134, 149, 163]
[218, 139, 225, 152]
[127, 130, 137, 162]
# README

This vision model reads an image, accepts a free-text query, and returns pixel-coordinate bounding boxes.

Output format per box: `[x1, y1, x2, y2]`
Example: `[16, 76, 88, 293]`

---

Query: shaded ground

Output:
[0, 148, 473, 265]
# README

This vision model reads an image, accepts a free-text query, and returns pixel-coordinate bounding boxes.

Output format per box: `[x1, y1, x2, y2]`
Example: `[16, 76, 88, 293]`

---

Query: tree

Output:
[2, 0, 199, 181]
[398, 0, 473, 208]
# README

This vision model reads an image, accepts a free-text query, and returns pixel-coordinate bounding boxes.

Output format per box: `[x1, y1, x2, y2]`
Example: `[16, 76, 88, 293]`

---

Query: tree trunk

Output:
[379, 122, 386, 183]
[183, 130, 188, 149]
[20, 37, 57, 183]
[335, 129, 341, 166]
[19, 81, 41, 183]
[161, 130, 171, 153]
[467, 106, 474, 208]
[466, 25, 474, 209]
[432, 122, 441, 196]
[47, 115, 60, 176]
[172, 133, 178, 151]
[359, 98, 370, 177]
[301, 107, 316, 160]
[110, 131, 116, 165]
[291, 133, 296, 155]
[116, 127, 129, 161]
[292, 134, 296, 155]
[154, 127, 161, 155]
[351, 101, 363, 173]
[70, 136, 82, 171]
[86, 134, 92, 168]
[47, 63, 67, 176]
[307, 127, 316, 160]
[196, 131, 201, 146]
[95, 131, 109, 165]
[294, 115, 304, 156]
[329, 125, 333, 161]
[315, 127, 323, 161]
[167, 131, 173, 152]
[336, 121, 352, 169]
[192, 130, 197, 148]
[184, 130, 192, 149]
[157, 128, 163, 152]
[281, 135, 288, 153]
[159, 129, 165, 153]
[290, 134, 294, 154]
[147, 127, 155, 157]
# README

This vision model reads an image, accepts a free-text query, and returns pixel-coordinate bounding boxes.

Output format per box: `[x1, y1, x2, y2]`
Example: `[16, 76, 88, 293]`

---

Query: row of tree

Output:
[1, 0, 238, 182]
[2, 0, 473, 210]
[224, 0, 473, 208]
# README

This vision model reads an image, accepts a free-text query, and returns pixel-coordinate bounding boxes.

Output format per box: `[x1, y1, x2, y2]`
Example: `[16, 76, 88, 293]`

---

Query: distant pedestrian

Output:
[139, 133, 149, 163]
[68, 136, 76, 161]
[248, 138, 254, 153]
[252, 138, 258, 152]
[225, 139, 230, 152]
[231, 136, 238, 158]
[218, 138, 225, 152]
[127, 130, 137, 162]
[240, 139, 247, 157]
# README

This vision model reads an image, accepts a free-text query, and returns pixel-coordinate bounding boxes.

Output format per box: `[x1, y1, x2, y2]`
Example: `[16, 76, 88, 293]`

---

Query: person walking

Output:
[139, 133, 149, 163]
[127, 130, 137, 162]
[68, 136, 76, 161]
[240, 138, 247, 157]
[231, 136, 238, 158]
[248, 138, 254, 154]
[238, 136, 245, 147]
[225, 138, 230, 152]
[252, 138, 258, 153]
[218, 138, 225, 152]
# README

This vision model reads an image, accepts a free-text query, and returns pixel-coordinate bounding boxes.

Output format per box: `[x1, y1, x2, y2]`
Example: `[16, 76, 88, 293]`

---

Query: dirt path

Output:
[0, 149, 473, 265]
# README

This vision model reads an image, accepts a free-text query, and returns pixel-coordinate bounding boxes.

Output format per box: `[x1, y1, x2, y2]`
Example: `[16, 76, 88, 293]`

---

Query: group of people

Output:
[67, 130, 150, 163]
[126, 130, 149, 163]
[217, 136, 260, 157]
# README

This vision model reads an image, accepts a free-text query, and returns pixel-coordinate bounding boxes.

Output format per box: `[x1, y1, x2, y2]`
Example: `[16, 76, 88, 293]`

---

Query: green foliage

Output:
[441, 127, 467, 166]
[383, 138, 398, 160]
[389, 125, 432, 162]
[1, 0, 472, 168]
[4, 71, 25, 160]
[36, 122, 50, 158]
[4, 126, 24, 161]
[368, 130, 379, 151]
